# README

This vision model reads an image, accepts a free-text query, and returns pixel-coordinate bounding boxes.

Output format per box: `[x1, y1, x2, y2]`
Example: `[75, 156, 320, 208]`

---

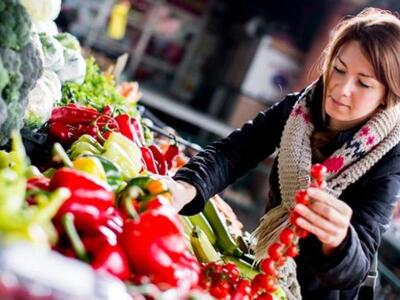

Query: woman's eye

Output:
[359, 81, 370, 88]
[333, 66, 345, 74]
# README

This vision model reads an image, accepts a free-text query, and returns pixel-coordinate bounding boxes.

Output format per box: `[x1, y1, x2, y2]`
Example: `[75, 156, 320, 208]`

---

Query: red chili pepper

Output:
[102, 105, 113, 116]
[50, 105, 100, 125]
[48, 122, 79, 144]
[115, 114, 140, 144]
[119, 204, 199, 290]
[140, 147, 158, 174]
[95, 115, 120, 132]
[148, 144, 167, 175]
[130, 117, 145, 144]
[164, 143, 179, 170]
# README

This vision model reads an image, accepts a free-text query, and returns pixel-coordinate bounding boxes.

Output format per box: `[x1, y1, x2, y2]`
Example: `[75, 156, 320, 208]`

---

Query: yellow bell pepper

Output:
[72, 156, 107, 182]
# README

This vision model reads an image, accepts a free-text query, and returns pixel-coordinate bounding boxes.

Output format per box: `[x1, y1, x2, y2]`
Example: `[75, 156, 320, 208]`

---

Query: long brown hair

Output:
[312, 7, 400, 161]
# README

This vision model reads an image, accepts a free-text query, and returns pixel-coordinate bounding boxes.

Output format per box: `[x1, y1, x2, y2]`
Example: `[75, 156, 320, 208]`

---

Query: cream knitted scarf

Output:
[251, 82, 400, 299]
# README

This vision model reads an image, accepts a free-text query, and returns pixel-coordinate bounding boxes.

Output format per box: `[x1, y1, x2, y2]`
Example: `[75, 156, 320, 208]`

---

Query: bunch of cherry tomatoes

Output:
[255, 163, 327, 297]
[197, 164, 328, 300]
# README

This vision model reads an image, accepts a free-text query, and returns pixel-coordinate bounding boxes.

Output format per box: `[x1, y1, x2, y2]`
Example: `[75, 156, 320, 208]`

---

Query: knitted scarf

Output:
[251, 82, 400, 299]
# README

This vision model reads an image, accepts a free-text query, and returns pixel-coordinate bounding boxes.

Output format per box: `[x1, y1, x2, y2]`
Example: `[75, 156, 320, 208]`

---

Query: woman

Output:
[167, 7, 400, 299]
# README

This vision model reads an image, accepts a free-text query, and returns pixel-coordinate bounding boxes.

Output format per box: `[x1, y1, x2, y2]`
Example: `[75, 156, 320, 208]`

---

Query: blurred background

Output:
[56, 0, 400, 298]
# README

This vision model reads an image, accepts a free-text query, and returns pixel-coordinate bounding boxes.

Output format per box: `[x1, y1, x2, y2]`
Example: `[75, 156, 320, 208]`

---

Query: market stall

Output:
[5, 1, 397, 300]
[0, 1, 292, 299]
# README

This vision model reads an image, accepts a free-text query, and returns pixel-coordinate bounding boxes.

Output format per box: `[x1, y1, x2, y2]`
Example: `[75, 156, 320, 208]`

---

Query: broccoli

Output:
[0, 0, 31, 51]
[0, 100, 24, 145]
[19, 38, 43, 107]
[0, 48, 23, 104]
[0, 39, 43, 145]
[0, 96, 6, 126]
[0, 56, 9, 95]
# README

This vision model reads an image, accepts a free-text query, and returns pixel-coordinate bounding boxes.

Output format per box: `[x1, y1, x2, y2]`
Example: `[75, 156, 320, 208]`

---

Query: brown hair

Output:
[312, 7, 400, 161]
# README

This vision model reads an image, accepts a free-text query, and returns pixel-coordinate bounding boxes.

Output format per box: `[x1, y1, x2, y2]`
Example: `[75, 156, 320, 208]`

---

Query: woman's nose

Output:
[338, 79, 355, 97]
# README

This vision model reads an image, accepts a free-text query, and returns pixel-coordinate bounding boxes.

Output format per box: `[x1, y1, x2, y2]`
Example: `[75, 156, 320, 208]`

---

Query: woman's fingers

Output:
[294, 204, 337, 234]
[308, 201, 349, 227]
[295, 216, 334, 244]
[307, 187, 353, 217]
[294, 187, 353, 249]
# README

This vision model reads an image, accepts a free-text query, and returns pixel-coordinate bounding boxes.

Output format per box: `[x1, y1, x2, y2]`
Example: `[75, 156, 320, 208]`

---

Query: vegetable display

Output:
[0, 2, 309, 299]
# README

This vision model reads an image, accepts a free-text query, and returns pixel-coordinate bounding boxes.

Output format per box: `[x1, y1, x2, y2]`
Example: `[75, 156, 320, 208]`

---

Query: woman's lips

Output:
[330, 96, 350, 108]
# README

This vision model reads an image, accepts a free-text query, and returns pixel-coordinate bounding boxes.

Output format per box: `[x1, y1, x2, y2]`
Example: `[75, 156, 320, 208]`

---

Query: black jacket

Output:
[174, 79, 400, 299]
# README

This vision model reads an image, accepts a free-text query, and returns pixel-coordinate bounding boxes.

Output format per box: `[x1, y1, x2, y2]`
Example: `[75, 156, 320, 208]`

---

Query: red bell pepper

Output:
[119, 204, 199, 291]
[61, 213, 130, 281]
[50, 168, 119, 232]
[50, 104, 100, 125]
[140, 147, 158, 174]
[55, 198, 123, 235]
[50, 168, 115, 204]
[82, 233, 131, 281]
[148, 144, 167, 175]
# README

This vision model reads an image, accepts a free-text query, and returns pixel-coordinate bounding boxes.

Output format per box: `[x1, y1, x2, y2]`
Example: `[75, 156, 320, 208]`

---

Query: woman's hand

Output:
[294, 187, 353, 256]
[158, 176, 197, 212]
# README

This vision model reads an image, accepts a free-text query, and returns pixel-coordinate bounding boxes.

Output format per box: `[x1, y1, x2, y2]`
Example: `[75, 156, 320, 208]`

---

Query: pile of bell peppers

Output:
[49, 104, 180, 176]
[35, 163, 200, 292]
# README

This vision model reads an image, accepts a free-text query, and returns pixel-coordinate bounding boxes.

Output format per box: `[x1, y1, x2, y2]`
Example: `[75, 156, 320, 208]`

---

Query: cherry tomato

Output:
[252, 274, 278, 294]
[237, 278, 252, 294]
[310, 163, 327, 181]
[276, 256, 287, 267]
[279, 228, 295, 245]
[290, 211, 301, 226]
[295, 189, 310, 205]
[268, 242, 284, 261]
[286, 244, 299, 257]
[294, 226, 309, 238]
[260, 258, 278, 276]
[209, 285, 230, 299]
[224, 262, 240, 283]
[256, 293, 273, 300]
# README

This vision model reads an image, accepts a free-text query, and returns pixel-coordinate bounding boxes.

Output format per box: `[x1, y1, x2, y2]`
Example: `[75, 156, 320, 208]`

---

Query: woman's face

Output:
[325, 40, 386, 130]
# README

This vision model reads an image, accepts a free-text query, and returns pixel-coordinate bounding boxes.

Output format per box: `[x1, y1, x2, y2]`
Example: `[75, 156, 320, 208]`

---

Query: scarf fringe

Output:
[250, 203, 290, 263]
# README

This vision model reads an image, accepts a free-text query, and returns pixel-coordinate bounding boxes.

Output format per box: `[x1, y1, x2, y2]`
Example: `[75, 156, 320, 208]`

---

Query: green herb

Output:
[60, 57, 134, 113]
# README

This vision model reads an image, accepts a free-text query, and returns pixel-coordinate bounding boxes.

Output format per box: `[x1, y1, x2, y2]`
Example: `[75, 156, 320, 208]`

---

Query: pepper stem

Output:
[52, 143, 73, 167]
[123, 197, 139, 221]
[61, 213, 90, 262]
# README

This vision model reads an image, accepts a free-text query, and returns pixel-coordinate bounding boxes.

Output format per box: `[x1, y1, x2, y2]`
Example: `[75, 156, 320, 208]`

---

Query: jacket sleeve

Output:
[299, 151, 400, 289]
[173, 93, 299, 215]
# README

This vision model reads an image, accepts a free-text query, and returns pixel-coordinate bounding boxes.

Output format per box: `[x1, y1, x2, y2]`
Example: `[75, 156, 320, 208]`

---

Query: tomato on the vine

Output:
[290, 211, 301, 226]
[310, 163, 327, 181]
[260, 258, 278, 276]
[295, 189, 310, 205]
[268, 242, 284, 261]
[286, 244, 299, 257]
[279, 228, 295, 245]
[256, 292, 274, 300]
[294, 226, 309, 238]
